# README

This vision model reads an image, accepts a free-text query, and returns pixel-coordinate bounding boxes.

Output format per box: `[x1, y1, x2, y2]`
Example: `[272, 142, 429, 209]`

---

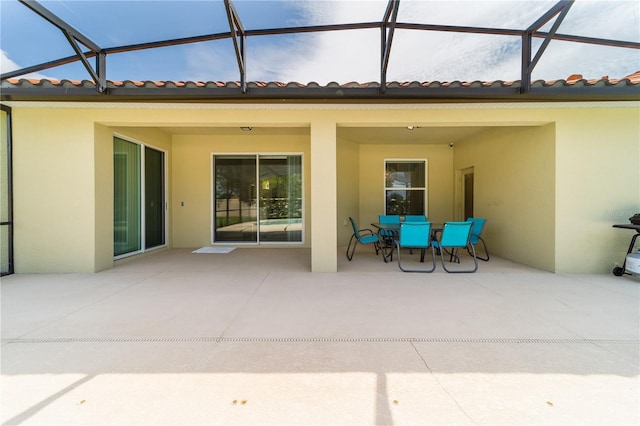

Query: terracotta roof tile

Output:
[4, 74, 639, 90]
[623, 70, 640, 83]
[2, 72, 638, 102]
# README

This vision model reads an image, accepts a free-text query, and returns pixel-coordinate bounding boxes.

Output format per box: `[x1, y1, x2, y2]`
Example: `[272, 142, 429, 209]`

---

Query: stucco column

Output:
[310, 120, 338, 272]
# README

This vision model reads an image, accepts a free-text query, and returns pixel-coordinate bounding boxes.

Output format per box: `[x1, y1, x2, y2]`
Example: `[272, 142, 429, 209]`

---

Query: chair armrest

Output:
[359, 228, 376, 236]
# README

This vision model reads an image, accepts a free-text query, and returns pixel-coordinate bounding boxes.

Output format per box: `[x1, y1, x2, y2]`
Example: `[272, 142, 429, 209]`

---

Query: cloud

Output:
[0, 50, 54, 80]
[2, 1, 637, 84]
[241, 0, 640, 84]
[183, 42, 242, 82]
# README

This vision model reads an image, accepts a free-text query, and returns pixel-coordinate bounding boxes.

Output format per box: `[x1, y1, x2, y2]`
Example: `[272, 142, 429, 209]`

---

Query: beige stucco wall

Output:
[554, 108, 639, 273]
[453, 125, 556, 271]
[12, 109, 97, 272]
[336, 137, 359, 246]
[5, 102, 639, 273]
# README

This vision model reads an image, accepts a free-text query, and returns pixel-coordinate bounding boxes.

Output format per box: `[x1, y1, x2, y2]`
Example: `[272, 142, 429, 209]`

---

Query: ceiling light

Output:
[407, 126, 414, 130]
[240, 126, 252, 131]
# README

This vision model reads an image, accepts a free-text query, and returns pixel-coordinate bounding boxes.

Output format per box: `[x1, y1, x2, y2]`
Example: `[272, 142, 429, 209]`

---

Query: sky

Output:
[0, 0, 639, 84]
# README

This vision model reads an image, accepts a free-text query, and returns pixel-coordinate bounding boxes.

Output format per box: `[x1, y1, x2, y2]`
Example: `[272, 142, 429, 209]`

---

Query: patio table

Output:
[371, 223, 400, 262]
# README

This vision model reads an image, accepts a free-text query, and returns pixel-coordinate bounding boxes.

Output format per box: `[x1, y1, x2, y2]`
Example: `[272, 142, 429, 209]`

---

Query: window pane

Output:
[114, 137, 141, 256]
[385, 161, 425, 188]
[386, 190, 424, 215]
[145, 147, 165, 249]
[259, 155, 302, 242]
[214, 156, 257, 242]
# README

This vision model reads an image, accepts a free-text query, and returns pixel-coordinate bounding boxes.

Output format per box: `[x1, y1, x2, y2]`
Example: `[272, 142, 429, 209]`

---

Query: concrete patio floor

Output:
[1, 247, 639, 425]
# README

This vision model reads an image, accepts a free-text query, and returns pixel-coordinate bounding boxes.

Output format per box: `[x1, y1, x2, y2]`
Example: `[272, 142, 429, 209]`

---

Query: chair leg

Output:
[346, 235, 357, 261]
[467, 243, 479, 271]
[467, 239, 489, 261]
[439, 244, 477, 273]
[443, 247, 460, 263]
[478, 238, 490, 261]
[397, 244, 435, 273]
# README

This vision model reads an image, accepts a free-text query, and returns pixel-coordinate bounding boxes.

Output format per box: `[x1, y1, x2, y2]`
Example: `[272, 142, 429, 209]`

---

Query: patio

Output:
[2, 248, 639, 425]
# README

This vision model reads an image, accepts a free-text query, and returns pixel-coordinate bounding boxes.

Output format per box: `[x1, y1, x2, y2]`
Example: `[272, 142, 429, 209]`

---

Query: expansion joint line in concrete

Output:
[3, 337, 639, 344]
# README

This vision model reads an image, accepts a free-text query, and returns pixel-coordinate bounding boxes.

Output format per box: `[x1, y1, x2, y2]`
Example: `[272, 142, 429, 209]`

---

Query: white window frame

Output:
[383, 158, 428, 216]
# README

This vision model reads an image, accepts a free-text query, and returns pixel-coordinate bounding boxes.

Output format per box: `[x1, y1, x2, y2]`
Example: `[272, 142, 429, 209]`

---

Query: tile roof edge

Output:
[4, 72, 639, 88]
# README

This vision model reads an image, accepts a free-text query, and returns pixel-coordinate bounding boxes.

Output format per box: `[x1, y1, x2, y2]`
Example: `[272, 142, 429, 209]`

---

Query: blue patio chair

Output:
[395, 222, 436, 272]
[466, 217, 490, 261]
[402, 215, 426, 255]
[404, 215, 427, 222]
[378, 215, 400, 261]
[432, 221, 478, 273]
[346, 217, 381, 261]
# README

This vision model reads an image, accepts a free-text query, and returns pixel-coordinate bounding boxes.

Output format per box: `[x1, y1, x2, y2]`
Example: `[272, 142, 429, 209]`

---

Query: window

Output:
[213, 154, 303, 244]
[384, 160, 427, 215]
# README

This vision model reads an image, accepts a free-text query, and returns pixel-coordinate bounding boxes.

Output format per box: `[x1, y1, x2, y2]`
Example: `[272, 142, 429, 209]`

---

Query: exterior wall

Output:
[454, 125, 556, 271]
[554, 108, 640, 273]
[6, 102, 639, 273]
[310, 120, 338, 272]
[336, 137, 359, 246]
[12, 109, 97, 272]
[171, 130, 311, 249]
[94, 124, 114, 271]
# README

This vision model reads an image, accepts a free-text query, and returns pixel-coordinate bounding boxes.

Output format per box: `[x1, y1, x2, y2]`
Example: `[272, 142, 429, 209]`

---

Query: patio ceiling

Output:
[338, 126, 489, 145]
[156, 124, 487, 145]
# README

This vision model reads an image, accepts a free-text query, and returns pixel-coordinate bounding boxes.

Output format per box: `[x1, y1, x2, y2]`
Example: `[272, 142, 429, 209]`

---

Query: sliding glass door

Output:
[114, 137, 165, 258]
[213, 154, 302, 244]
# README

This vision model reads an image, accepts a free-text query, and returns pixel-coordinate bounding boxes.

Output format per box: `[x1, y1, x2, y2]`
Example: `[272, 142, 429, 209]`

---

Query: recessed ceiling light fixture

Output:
[240, 126, 253, 131]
